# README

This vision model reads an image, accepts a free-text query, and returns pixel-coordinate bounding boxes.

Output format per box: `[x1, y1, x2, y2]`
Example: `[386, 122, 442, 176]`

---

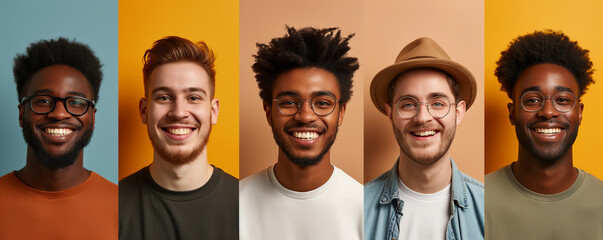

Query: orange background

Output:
[485, 0, 603, 179]
[239, 0, 364, 182]
[118, 0, 239, 180]
[363, 0, 485, 183]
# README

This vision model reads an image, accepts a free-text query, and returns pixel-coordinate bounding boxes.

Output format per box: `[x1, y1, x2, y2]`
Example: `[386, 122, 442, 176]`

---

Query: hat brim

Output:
[370, 58, 477, 115]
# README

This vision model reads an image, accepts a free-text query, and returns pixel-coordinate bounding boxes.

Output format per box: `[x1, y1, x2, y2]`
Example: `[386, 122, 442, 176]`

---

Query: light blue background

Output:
[0, 0, 118, 183]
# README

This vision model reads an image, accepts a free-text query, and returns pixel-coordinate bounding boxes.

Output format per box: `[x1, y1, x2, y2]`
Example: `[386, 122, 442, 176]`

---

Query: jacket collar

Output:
[378, 158, 468, 209]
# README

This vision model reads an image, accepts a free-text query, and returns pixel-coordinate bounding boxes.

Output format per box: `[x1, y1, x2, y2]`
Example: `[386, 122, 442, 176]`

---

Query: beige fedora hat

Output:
[370, 37, 477, 115]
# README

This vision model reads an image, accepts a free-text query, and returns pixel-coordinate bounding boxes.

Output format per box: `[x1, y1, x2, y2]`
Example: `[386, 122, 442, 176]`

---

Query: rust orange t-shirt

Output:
[0, 171, 118, 239]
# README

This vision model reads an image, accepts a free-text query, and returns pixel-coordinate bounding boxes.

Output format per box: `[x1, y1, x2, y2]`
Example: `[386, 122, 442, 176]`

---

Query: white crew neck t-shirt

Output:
[398, 178, 451, 240]
[240, 165, 363, 240]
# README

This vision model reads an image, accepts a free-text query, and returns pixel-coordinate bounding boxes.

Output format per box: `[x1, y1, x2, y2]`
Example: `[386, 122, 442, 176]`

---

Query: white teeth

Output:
[292, 132, 319, 140]
[45, 128, 72, 136]
[168, 128, 192, 135]
[413, 130, 436, 137]
[535, 128, 561, 135]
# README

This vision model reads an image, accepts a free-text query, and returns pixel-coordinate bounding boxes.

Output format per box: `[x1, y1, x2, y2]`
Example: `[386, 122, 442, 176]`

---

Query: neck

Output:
[16, 147, 90, 191]
[513, 146, 577, 194]
[273, 149, 334, 192]
[397, 152, 452, 194]
[149, 148, 213, 191]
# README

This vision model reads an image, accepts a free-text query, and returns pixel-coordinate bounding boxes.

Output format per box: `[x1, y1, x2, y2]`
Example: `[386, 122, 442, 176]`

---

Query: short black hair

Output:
[496, 30, 594, 98]
[13, 37, 103, 101]
[252, 26, 359, 104]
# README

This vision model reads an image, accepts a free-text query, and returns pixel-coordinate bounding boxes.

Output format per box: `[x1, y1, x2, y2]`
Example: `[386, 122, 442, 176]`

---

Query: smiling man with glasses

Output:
[0, 38, 117, 239]
[365, 37, 484, 240]
[486, 30, 603, 240]
[239, 26, 363, 240]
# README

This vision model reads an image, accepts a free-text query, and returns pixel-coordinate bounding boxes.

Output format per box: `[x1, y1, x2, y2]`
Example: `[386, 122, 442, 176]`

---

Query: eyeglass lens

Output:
[29, 95, 92, 116]
[396, 96, 452, 119]
[520, 91, 576, 112]
[275, 95, 337, 116]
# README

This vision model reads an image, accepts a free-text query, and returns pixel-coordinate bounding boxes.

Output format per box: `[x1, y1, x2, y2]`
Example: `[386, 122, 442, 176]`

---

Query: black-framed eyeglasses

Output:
[273, 94, 339, 116]
[520, 91, 577, 113]
[20, 95, 95, 116]
[394, 96, 455, 119]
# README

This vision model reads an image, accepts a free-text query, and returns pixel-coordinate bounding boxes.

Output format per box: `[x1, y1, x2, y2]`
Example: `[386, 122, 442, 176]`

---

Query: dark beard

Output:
[272, 125, 338, 167]
[22, 122, 93, 170]
[516, 122, 578, 163]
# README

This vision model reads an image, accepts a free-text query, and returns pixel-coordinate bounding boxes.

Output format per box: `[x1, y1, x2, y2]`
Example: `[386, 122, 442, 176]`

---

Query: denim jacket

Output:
[364, 159, 484, 240]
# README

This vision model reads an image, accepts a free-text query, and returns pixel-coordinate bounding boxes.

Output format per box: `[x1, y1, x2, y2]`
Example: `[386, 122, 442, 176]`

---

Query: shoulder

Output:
[91, 172, 118, 192]
[485, 165, 509, 187]
[239, 167, 270, 192]
[363, 170, 390, 206]
[460, 171, 484, 190]
[118, 167, 147, 197]
[333, 166, 362, 189]
[212, 166, 239, 193]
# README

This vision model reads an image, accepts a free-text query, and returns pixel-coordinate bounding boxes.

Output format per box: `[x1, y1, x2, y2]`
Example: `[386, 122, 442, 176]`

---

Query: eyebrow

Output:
[32, 89, 88, 98]
[275, 90, 336, 98]
[396, 92, 451, 102]
[152, 87, 208, 96]
[519, 86, 575, 96]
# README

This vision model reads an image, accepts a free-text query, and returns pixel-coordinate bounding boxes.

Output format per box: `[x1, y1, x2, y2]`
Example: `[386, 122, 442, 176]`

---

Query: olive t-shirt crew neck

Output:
[486, 164, 603, 240]
[119, 165, 238, 240]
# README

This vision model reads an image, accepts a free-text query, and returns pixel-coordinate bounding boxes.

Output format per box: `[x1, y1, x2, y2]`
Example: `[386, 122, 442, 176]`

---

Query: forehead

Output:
[513, 63, 579, 97]
[148, 62, 211, 93]
[392, 68, 454, 99]
[24, 64, 92, 97]
[272, 67, 340, 97]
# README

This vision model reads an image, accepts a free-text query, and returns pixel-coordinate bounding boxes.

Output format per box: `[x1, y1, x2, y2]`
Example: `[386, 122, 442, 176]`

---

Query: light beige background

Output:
[363, 0, 485, 183]
[239, 0, 364, 182]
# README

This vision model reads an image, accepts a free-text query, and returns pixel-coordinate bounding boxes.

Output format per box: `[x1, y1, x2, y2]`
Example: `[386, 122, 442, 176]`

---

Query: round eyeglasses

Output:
[395, 96, 454, 119]
[273, 94, 339, 116]
[520, 91, 577, 113]
[21, 95, 95, 116]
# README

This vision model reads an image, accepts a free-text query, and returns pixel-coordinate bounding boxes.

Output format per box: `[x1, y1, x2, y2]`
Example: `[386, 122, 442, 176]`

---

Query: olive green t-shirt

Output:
[485, 165, 603, 240]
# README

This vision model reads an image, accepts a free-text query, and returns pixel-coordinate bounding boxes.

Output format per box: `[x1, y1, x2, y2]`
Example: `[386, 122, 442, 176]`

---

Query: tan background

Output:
[363, 0, 485, 183]
[239, 0, 364, 182]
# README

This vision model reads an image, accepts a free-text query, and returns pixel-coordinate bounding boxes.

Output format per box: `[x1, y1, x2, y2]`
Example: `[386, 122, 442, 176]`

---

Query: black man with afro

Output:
[485, 30, 603, 239]
[0, 37, 117, 239]
[239, 26, 363, 240]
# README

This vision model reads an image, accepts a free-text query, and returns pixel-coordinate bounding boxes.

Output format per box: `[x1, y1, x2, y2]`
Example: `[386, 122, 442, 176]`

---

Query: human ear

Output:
[507, 102, 516, 125]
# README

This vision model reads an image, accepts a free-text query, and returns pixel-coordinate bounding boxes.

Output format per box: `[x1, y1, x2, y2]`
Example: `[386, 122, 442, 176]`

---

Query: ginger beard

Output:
[147, 113, 212, 165]
[393, 118, 456, 166]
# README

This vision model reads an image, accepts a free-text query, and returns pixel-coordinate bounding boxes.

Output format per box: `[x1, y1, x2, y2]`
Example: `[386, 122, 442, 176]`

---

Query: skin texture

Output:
[508, 63, 582, 194]
[385, 69, 465, 193]
[16, 65, 95, 191]
[139, 62, 219, 191]
[263, 67, 346, 192]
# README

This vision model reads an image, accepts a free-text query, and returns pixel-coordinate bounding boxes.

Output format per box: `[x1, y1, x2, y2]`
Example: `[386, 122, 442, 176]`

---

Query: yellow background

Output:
[118, 0, 239, 180]
[485, 0, 603, 179]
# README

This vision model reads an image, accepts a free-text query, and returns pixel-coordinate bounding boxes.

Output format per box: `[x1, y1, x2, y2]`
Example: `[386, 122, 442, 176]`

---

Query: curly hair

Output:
[13, 37, 103, 102]
[143, 36, 216, 97]
[495, 30, 594, 98]
[252, 26, 359, 104]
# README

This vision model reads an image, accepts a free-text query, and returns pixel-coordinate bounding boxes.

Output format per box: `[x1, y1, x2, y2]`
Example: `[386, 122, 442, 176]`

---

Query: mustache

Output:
[284, 123, 326, 132]
[37, 120, 82, 130]
[527, 119, 570, 129]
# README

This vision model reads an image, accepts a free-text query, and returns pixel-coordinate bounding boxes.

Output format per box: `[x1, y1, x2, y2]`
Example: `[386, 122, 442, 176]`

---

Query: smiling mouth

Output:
[534, 128, 562, 135]
[411, 130, 437, 137]
[164, 128, 193, 135]
[291, 131, 320, 140]
[44, 128, 73, 136]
